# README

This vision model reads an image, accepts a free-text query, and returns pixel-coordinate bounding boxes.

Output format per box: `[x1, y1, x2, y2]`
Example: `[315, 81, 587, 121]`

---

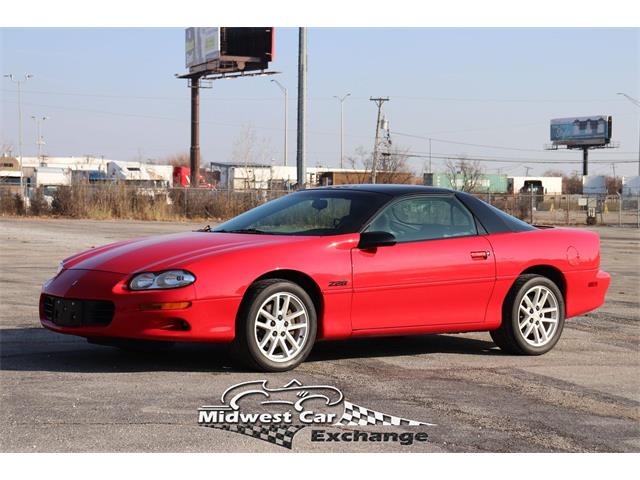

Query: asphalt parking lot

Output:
[1, 217, 638, 452]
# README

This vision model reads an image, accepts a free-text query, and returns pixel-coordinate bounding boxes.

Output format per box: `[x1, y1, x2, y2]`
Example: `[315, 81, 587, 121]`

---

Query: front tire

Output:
[490, 274, 565, 355]
[233, 279, 317, 372]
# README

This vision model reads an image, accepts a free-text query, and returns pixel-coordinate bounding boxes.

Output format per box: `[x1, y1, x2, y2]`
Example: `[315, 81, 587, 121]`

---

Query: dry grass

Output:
[0, 183, 288, 222]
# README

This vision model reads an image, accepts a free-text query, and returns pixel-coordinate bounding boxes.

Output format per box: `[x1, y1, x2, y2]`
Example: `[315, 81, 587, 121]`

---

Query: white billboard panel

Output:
[185, 28, 220, 68]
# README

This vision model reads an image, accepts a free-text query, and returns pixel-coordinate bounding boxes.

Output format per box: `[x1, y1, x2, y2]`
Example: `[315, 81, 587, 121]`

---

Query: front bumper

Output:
[39, 269, 240, 342]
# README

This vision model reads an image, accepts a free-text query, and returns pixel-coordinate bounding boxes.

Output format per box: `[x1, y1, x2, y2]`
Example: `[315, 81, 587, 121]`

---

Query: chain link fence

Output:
[474, 193, 640, 227]
[1, 184, 639, 227]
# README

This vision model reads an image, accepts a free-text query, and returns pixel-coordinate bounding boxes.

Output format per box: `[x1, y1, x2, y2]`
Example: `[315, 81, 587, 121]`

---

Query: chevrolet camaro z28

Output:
[40, 185, 610, 371]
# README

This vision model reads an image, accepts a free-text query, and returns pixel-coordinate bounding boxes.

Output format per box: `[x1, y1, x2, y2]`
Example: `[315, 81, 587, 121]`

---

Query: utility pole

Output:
[428, 138, 432, 173]
[582, 147, 589, 176]
[524, 166, 532, 176]
[370, 97, 389, 184]
[296, 27, 307, 188]
[616, 92, 640, 176]
[271, 80, 288, 167]
[31, 115, 49, 161]
[334, 93, 350, 169]
[189, 75, 202, 188]
[4, 73, 33, 199]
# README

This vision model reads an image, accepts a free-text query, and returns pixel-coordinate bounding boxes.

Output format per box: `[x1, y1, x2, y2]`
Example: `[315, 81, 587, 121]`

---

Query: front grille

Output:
[42, 295, 115, 327]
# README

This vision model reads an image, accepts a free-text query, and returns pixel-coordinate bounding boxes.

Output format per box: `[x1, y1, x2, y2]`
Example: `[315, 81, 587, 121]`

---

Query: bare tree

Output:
[543, 169, 564, 177]
[445, 157, 483, 192]
[230, 125, 276, 189]
[377, 146, 415, 184]
[343, 146, 415, 184]
[164, 152, 190, 167]
[231, 124, 275, 166]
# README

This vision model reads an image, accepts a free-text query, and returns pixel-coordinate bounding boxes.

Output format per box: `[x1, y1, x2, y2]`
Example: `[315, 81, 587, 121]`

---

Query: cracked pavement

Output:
[1, 218, 638, 452]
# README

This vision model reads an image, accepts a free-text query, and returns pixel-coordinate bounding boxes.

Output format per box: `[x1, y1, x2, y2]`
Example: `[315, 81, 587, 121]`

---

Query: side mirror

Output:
[358, 231, 397, 249]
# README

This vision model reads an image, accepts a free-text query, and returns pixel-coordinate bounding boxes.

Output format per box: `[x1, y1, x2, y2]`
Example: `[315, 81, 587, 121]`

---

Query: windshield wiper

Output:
[214, 228, 274, 235]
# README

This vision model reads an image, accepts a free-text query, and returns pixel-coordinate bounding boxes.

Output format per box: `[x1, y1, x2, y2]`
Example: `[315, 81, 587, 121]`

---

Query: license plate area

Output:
[51, 297, 83, 327]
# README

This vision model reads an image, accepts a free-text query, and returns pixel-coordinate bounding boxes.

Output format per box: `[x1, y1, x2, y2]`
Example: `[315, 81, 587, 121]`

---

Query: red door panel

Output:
[351, 236, 496, 330]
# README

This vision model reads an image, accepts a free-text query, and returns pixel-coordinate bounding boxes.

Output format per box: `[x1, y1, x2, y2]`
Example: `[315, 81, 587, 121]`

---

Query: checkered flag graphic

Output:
[202, 423, 305, 449]
[337, 401, 433, 426]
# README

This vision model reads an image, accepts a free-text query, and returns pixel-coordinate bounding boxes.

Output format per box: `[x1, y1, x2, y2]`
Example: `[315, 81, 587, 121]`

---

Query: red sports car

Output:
[40, 185, 610, 371]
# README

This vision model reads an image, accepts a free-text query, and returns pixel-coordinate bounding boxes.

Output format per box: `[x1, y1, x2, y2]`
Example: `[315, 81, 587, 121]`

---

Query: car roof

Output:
[311, 184, 454, 197]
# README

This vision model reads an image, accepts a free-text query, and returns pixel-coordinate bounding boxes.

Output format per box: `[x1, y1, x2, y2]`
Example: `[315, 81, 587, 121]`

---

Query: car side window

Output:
[366, 195, 477, 243]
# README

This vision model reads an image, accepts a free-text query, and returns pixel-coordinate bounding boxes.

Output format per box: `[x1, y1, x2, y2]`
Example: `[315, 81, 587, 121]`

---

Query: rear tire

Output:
[490, 274, 565, 355]
[232, 279, 317, 372]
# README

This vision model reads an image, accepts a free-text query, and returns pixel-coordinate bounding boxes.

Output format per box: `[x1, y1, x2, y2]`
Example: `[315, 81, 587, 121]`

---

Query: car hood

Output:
[62, 232, 301, 274]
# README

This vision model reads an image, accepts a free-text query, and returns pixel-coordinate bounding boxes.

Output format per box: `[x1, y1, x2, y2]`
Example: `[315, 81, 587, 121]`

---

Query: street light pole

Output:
[296, 27, 307, 188]
[4, 73, 33, 199]
[31, 115, 49, 161]
[271, 79, 288, 167]
[616, 92, 640, 176]
[333, 93, 351, 169]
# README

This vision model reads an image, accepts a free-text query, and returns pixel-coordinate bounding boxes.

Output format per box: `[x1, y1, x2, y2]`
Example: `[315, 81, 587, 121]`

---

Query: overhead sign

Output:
[185, 28, 220, 69]
[550, 116, 612, 147]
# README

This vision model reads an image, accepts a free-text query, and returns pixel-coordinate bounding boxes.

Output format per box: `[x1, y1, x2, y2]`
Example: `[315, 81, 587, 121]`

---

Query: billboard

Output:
[185, 27, 273, 72]
[185, 28, 220, 68]
[550, 116, 612, 147]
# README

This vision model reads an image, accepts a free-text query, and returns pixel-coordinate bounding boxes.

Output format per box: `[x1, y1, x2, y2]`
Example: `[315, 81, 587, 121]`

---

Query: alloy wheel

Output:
[253, 292, 309, 363]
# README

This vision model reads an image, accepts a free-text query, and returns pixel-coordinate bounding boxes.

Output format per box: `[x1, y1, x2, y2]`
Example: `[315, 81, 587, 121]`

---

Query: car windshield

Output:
[212, 189, 390, 236]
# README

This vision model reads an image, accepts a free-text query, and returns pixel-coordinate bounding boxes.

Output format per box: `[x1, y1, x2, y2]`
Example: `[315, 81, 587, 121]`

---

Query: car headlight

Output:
[128, 270, 196, 291]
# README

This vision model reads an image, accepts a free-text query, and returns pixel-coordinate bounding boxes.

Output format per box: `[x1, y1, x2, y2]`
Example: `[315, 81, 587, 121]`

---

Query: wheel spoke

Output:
[287, 322, 306, 331]
[259, 308, 277, 322]
[285, 331, 300, 352]
[523, 295, 534, 309]
[532, 325, 541, 343]
[279, 337, 290, 356]
[540, 307, 557, 315]
[268, 336, 279, 356]
[281, 295, 290, 316]
[538, 290, 549, 308]
[532, 287, 542, 306]
[538, 325, 548, 342]
[286, 310, 305, 321]
[522, 322, 535, 338]
[259, 333, 273, 349]
[255, 319, 271, 329]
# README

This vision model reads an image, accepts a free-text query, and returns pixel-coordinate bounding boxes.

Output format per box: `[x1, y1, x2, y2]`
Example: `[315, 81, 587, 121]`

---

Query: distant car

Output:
[40, 185, 610, 371]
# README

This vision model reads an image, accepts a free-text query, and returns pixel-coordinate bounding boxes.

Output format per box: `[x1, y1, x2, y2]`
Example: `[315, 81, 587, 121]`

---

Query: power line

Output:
[4, 88, 633, 104]
[398, 152, 639, 164]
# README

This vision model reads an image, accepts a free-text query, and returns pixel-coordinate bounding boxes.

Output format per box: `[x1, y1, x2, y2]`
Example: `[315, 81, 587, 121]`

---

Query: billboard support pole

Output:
[582, 147, 589, 176]
[189, 75, 202, 188]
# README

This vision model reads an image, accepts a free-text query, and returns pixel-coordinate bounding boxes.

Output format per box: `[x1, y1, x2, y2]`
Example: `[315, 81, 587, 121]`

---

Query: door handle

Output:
[470, 251, 490, 260]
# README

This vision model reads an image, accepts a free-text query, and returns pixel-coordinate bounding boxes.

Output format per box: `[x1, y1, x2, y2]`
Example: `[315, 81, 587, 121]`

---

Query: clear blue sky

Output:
[1, 27, 639, 176]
